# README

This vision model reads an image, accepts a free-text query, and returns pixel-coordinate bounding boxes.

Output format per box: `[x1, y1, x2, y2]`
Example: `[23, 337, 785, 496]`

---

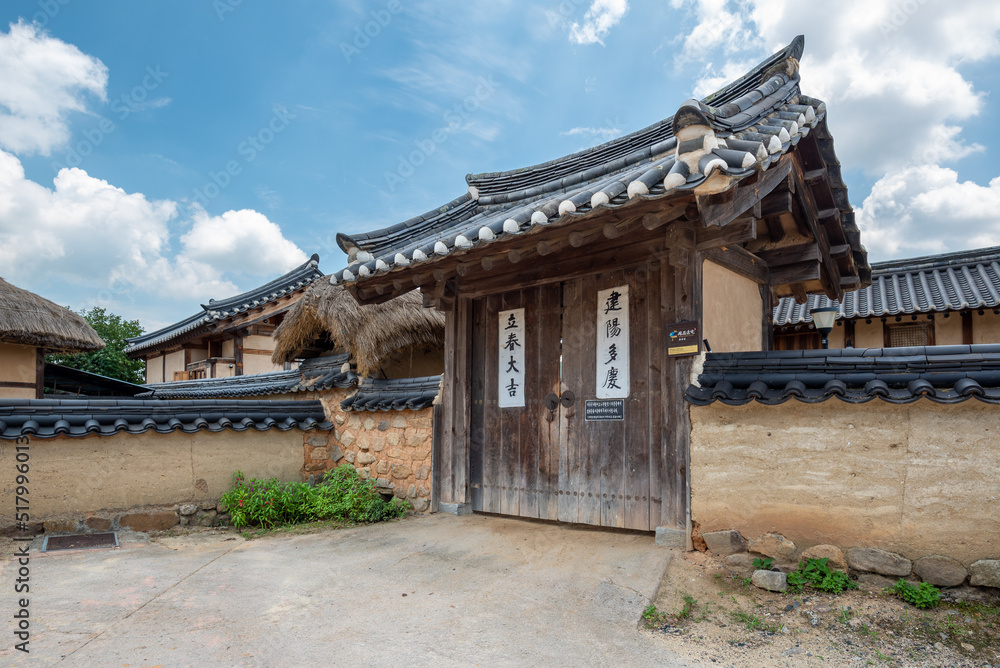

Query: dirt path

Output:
[645, 550, 1000, 667]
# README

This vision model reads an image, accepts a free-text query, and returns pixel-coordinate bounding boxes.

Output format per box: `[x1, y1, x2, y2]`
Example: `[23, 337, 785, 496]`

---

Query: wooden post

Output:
[35, 349, 45, 399]
[234, 335, 244, 376]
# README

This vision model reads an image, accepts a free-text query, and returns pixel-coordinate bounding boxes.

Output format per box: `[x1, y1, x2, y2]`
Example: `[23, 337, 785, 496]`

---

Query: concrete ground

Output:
[0, 514, 689, 667]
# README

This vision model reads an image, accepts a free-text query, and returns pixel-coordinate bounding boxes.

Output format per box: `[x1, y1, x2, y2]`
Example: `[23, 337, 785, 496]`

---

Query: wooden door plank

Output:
[451, 299, 472, 504]
[500, 290, 523, 517]
[469, 298, 486, 512]
[623, 264, 651, 531]
[597, 269, 627, 528]
[483, 293, 502, 514]
[519, 286, 540, 519]
[646, 261, 665, 530]
[578, 273, 602, 526]
[538, 282, 562, 521]
[439, 310, 457, 503]
[558, 278, 583, 524]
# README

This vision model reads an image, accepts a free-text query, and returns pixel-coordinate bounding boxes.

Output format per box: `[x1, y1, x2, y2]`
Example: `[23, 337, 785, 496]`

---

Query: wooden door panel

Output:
[469, 259, 667, 532]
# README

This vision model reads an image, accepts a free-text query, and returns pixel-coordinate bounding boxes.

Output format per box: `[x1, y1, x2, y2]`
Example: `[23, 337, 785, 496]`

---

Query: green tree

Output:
[46, 307, 146, 384]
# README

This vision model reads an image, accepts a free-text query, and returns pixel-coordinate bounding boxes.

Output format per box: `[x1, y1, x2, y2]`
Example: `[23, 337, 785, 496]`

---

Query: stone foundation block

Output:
[750, 533, 797, 559]
[439, 502, 472, 516]
[43, 519, 79, 533]
[702, 530, 748, 556]
[330, 446, 344, 463]
[847, 547, 912, 576]
[654, 527, 686, 547]
[84, 517, 112, 531]
[969, 560, 1000, 588]
[411, 498, 429, 512]
[914, 555, 968, 587]
[179, 504, 198, 516]
[119, 511, 178, 532]
[800, 545, 847, 572]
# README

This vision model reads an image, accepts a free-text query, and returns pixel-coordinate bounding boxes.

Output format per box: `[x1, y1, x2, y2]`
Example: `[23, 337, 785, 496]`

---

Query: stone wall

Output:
[301, 388, 434, 512]
[690, 400, 1000, 566]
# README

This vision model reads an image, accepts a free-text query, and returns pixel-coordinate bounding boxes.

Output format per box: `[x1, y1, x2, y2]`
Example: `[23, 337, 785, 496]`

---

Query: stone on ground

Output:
[913, 555, 968, 587]
[800, 544, 847, 572]
[702, 530, 747, 556]
[750, 532, 797, 559]
[846, 547, 911, 576]
[969, 559, 1000, 588]
[751, 569, 788, 592]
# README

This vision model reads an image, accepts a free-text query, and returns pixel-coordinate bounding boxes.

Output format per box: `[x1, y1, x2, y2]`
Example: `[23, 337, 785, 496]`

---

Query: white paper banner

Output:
[596, 285, 629, 399]
[498, 308, 525, 408]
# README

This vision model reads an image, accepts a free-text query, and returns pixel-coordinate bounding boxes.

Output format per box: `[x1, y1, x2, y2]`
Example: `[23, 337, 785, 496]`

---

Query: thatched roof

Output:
[271, 277, 444, 376]
[0, 277, 104, 353]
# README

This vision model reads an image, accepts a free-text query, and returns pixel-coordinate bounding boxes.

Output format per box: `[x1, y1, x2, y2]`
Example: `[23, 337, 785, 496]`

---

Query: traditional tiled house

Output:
[773, 246, 1000, 349]
[125, 254, 324, 383]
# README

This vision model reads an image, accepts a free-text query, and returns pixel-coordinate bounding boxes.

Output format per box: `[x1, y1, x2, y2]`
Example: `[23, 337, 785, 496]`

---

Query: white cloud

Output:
[569, 0, 629, 45]
[561, 125, 622, 141]
[0, 21, 108, 156]
[0, 148, 308, 305]
[857, 165, 1000, 259]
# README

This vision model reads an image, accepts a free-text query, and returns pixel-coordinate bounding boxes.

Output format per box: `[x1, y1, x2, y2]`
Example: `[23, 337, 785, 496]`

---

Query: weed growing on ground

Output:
[891, 579, 941, 609]
[752, 557, 774, 570]
[731, 609, 781, 634]
[786, 557, 858, 594]
[221, 466, 409, 529]
[836, 606, 853, 624]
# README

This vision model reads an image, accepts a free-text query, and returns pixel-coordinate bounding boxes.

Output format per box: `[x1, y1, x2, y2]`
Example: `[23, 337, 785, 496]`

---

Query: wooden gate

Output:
[468, 262, 672, 531]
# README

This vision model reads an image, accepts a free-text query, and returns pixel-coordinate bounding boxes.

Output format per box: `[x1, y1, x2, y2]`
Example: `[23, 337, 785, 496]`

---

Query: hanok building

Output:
[329, 36, 870, 536]
[0, 277, 105, 399]
[126, 254, 324, 383]
[774, 246, 1000, 349]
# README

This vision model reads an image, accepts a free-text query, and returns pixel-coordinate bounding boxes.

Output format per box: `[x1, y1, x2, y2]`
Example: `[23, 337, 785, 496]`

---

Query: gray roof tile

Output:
[775, 246, 1000, 325]
[0, 398, 332, 439]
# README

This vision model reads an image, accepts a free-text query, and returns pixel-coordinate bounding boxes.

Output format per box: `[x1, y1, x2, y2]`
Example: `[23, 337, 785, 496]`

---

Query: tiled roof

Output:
[685, 345, 1000, 406]
[124, 254, 324, 356]
[331, 36, 866, 289]
[340, 376, 441, 412]
[775, 246, 1000, 325]
[0, 398, 332, 440]
[142, 354, 356, 399]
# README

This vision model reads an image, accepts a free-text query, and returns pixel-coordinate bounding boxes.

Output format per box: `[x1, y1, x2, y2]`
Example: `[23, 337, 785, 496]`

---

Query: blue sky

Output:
[1, 0, 1000, 331]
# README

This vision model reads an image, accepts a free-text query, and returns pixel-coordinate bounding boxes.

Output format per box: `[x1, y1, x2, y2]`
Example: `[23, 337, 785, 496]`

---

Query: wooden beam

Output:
[757, 243, 820, 267]
[702, 245, 769, 284]
[790, 283, 809, 304]
[789, 161, 843, 300]
[694, 215, 757, 251]
[696, 156, 793, 228]
[35, 348, 44, 399]
[759, 191, 792, 217]
[770, 261, 821, 287]
[641, 203, 688, 231]
[569, 228, 602, 247]
[763, 216, 785, 244]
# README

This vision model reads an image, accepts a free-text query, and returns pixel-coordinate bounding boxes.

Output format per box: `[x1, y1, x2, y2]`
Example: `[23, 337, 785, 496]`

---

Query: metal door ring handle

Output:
[560, 391, 575, 407]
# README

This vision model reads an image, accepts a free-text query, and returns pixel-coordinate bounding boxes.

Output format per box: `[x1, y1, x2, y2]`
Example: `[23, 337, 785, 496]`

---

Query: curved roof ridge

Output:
[464, 36, 804, 196]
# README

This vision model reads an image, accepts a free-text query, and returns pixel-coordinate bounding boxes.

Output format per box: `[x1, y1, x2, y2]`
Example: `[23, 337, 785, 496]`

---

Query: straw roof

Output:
[0, 277, 104, 353]
[272, 278, 444, 376]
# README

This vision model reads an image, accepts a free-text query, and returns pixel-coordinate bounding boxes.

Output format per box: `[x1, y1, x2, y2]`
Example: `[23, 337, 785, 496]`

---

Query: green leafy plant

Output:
[730, 609, 781, 634]
[892, 579, 941, 609]
[836, 607, 853, 624]
[785, 557, 858, 594]
[752, 557, 774, 570]
[677, 595, 697, 620]
[220, 466, 408, 529]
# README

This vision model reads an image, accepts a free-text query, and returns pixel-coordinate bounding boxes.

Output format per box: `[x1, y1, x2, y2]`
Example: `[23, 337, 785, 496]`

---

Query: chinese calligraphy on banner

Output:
[498, 308, 525, 408]
[596, 285, 629, 399]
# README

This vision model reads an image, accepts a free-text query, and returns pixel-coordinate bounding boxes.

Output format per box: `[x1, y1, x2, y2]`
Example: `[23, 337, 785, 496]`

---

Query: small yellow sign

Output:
[668, 344, 699, 356]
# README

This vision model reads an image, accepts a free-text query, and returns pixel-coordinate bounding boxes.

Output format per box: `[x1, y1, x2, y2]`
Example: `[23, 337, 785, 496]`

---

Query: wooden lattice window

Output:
[884, 322, 934, 348]
[773, 331, 822, 350]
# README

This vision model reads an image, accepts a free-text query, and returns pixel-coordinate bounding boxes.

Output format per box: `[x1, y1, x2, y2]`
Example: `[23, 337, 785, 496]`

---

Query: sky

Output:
[1, 0, 1000, 332]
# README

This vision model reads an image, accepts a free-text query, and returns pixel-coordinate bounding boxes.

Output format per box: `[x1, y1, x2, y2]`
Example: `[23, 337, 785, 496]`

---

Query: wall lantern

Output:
[811, 306, 839, 349]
